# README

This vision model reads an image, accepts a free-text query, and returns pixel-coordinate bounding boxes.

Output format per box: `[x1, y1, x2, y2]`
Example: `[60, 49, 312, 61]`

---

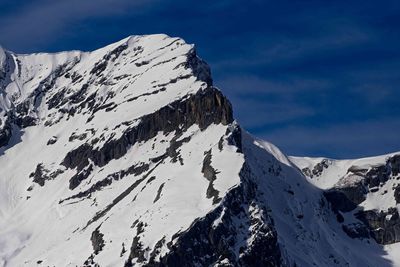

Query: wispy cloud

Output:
[0, 0, 159, 51]
[210, 22, 374, 73]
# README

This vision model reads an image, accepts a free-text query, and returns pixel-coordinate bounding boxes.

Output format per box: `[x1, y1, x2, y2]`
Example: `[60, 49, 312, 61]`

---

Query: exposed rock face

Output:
[30, 163, 48, 186]
[62, 86, 233, 172]
[69, 164, 94, 190]
[125, 221, 147, 266]
[91, 226, 105, 254]
[355, 208, 400, 244]
[29, 163, 63, 187]
[302, 159, 331, 178]
[47, 136, 58, 145]
[320, 154, 400, 245]
[13, 100, 38, 128]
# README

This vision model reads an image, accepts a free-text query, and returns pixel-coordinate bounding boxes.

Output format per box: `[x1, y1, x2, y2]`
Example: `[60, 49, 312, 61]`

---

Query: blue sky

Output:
[0, 0, 399, 158]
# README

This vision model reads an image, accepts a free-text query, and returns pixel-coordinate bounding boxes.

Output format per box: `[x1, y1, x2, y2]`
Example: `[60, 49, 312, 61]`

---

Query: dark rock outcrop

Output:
[13, 100, 38, 128]
[226, 124, 242, 153]
[125, 222, 147, 266]
[91, 226, 105, 254]
[302, 159, 331, 178]
[47, 136, 58, 145]
[90, 43, 128, 76]
[363, 165, 391, 189]
[62, 86, 233, 172]
[355, 208, 400, 244]
[30, 163, 48, 187]
[29, 163, 63, 186]
[69, 164, 94, 190]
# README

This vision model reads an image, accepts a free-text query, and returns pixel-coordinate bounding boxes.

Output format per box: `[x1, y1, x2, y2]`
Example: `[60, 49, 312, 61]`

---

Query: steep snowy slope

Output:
[0, 34, 399, 267]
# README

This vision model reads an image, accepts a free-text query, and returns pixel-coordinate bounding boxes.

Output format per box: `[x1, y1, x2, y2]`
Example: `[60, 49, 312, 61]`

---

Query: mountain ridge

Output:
[0, 34, 399, 267]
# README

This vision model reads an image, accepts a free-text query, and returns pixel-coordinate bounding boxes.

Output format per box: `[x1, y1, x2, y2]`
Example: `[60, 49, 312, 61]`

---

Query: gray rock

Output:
[355, 208, 400, 244]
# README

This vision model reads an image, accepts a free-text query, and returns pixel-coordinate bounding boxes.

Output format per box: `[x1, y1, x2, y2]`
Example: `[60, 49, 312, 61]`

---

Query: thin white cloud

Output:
[0, 0, 159, 50]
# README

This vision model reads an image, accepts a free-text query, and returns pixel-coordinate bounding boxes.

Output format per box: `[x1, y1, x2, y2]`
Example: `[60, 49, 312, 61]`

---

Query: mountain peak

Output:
[0, 34, 239, 266]
[1, 35, 400, 266]
[0, 33, 213, 130]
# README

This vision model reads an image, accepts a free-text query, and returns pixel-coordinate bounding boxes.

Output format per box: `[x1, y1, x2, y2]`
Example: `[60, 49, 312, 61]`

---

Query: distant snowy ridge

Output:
[291, 153, 400, 244]
[0, 34, 400, 267]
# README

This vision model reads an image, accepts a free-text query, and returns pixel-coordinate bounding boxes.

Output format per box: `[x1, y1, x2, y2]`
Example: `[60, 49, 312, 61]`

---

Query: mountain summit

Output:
[0, 34, 399, 267]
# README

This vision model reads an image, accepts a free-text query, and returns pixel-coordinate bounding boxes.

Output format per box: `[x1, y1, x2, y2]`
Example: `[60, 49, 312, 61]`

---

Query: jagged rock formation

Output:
[0, 34, 400, 267]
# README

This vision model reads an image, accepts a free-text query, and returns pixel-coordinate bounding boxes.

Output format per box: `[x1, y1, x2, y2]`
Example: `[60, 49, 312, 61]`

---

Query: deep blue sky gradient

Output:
[0, 0, 399, 158]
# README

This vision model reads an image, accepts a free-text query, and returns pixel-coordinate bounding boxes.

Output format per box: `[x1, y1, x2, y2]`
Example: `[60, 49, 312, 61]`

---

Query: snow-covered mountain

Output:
[0, 34, 399, 267]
